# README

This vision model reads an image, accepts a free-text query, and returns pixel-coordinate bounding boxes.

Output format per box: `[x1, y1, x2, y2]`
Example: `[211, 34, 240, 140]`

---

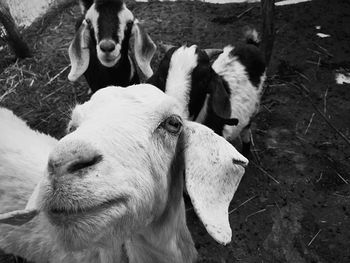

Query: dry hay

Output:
[0, 1, 89, 139]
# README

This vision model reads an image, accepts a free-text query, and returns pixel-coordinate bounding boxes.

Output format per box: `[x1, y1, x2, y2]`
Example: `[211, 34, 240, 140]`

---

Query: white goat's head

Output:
[1, 84, 247, 253]
[68, 0, 156, 81]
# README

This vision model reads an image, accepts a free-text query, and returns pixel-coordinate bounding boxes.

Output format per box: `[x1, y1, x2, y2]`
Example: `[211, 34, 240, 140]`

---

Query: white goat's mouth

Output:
[46, 197, 129, 224]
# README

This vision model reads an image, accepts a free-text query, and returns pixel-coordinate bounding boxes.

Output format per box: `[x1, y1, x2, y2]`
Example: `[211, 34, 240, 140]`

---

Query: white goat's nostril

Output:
[48, 141, 103, 177]
[100, 40, 116, 53]
[67, 154, 103, 173]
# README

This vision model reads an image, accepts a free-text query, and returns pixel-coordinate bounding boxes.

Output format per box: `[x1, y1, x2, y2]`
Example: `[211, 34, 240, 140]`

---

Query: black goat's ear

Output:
[132, 20, 157, 79]
[204, 49, 222, 60]
[210, 75, 232, 119]
[68, 20, 90, 82]
[79, 0, 94, 14]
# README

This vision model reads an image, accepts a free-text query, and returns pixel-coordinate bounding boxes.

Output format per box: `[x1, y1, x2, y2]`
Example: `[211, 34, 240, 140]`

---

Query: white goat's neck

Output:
[126, 148, 197, 263]
[126, 199, 196, 263]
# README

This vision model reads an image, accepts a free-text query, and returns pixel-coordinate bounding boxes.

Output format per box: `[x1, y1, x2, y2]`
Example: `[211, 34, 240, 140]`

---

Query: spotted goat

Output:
[147, 45, 239, 126]
[148, 27, 266, 156]
[68, 0, 157, 93]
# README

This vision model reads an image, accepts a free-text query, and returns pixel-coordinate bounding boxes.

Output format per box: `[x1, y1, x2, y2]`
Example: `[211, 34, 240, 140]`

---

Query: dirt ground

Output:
[1, 0, 350, 262]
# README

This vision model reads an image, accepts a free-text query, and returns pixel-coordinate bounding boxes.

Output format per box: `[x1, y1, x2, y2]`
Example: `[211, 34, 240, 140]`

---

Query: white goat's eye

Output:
[162, 115, 183, 134]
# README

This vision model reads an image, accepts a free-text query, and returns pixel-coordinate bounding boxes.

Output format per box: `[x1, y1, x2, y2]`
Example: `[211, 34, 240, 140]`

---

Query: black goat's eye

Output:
[67, 124, 77, 134]
[85, 19, 92, 27]
[162, 115, 183, 134]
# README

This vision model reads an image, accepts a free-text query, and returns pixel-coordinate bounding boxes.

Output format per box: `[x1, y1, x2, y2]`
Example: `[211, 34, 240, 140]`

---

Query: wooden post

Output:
[260, 0, 275, 67]
[0, 0, 31, 58]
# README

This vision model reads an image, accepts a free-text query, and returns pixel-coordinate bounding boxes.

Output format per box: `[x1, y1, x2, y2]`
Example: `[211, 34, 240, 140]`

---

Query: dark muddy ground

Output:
[0, 0, 350, 262]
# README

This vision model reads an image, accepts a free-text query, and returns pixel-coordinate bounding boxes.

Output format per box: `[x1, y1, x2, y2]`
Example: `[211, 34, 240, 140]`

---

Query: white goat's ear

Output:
[0, 209, 38, 226]
[0, 179, 42, 225]
[132, 20, 157, 79]
[25, 180, 42, 210]
[183, 122, 248, 245]
[0, 179, 42, 226]
[68, 20, 90, 82]
[210, 75, 232, 119]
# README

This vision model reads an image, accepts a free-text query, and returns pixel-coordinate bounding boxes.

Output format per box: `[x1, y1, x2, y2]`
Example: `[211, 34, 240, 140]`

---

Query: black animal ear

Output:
[68, 20, 91, 82]
[210, 75, 232, 120]
[203, 49, 222, 60]
[132, 20, 157, 79]
[79, 0, 94, 14]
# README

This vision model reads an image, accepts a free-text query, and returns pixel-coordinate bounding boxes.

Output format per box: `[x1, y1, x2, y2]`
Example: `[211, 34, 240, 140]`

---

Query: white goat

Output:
[0, 84, 248, 263]
[149, 28, 266, 156]
[0, 108, 57, 215]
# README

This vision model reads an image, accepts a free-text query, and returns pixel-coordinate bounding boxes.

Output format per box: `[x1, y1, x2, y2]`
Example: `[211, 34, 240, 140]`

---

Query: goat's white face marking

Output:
[117, 6, 134, 45]
[85, 3, 134, 67]
[40, 84, 183, 249]
[165, 45, 199, 118]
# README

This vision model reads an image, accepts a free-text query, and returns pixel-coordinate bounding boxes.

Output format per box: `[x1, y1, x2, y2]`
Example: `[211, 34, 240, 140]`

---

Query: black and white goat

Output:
[147, 27, 266, 156]
[147, 45, 239, 126]
[68, 0, 157, 93]
[208, 27, 266, 155]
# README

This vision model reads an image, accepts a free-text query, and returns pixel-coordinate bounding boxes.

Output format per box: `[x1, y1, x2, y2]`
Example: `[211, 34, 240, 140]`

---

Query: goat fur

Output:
[68, 0, 156, 93]
[0, 85, 248, 263]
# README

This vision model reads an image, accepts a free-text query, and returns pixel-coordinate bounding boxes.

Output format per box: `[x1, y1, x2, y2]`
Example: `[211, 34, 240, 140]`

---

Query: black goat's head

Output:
[68, 0, 156, 82]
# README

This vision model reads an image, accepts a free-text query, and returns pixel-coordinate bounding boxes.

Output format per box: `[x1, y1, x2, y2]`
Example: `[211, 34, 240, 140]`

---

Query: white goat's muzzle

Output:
[43, 137, 130, 228]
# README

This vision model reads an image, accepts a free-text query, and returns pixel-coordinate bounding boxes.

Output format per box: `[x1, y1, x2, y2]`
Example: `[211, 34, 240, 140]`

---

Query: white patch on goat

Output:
[165, 45, 198, 118]
[117, 5, 134, 43]
[85, 4, 99, 41]
[212, 45, 265, 140]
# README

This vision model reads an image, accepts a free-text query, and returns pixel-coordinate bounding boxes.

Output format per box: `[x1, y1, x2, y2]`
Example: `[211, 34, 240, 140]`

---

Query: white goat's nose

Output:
[48, 141, 102, 178]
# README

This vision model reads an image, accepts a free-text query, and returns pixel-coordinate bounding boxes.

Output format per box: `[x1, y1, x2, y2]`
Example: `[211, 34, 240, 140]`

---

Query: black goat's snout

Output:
[100, 40, 116, 53]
